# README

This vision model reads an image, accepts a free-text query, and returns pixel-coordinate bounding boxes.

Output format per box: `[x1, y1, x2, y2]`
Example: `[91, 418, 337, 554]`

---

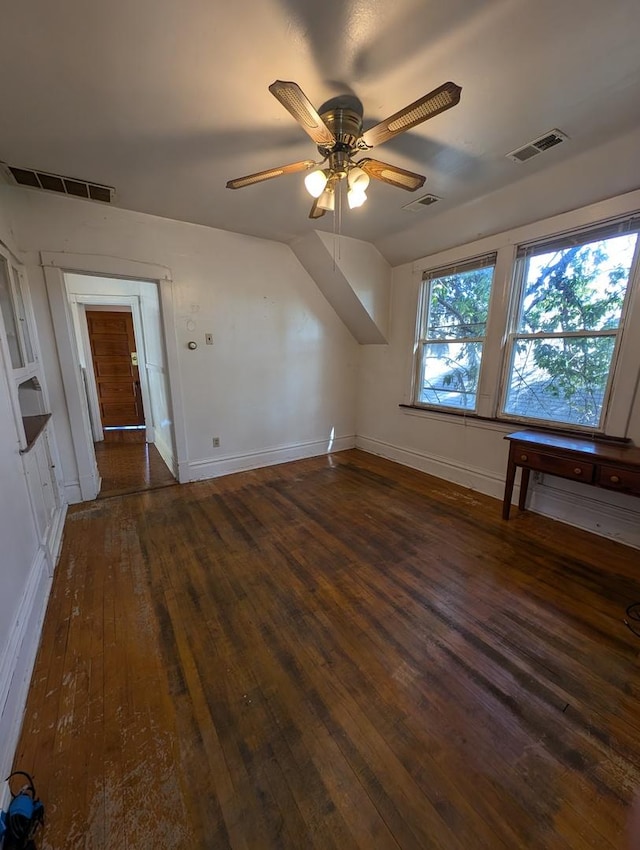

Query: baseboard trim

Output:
[355, 435, 510, 501]
[188, 435, 356, 481]
[356, 435, 640, 549]
[46, 503, 68, 576]
[530, 478, 640, 548]
[0, 549, 52, 785]
[64, 479, 82, 504]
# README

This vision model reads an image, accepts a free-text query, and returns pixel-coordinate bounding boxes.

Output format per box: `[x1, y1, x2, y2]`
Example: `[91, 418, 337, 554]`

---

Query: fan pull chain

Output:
[332, 183, 337, 270]
[338, 180, 343, 260]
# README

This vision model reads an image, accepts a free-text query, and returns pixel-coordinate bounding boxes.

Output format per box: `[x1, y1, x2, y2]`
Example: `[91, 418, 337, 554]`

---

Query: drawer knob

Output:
[574, 467, 582, 475]
[610, 475, 620, 483]
[520, 454, 528, 461]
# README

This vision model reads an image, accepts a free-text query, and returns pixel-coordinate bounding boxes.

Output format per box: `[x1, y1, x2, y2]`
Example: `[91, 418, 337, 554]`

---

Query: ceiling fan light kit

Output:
[347, 187, 367, 209]
[304, 168, 329, 198]
[317, 185, 335, 212]
[226, 79, 462, 220]
[346, 166, 369, 209]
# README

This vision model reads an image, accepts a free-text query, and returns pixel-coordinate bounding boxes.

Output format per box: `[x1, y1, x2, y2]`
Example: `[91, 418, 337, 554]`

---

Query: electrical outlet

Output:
[205, 333, 213, 345]
[212, 437, 220, 447]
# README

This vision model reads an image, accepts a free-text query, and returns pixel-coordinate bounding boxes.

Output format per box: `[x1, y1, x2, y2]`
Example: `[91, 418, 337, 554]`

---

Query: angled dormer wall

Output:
[291, 231, 391, 344]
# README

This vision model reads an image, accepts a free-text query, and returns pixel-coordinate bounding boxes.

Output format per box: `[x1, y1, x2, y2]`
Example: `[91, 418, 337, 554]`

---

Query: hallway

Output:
[95, 430, 176, 498]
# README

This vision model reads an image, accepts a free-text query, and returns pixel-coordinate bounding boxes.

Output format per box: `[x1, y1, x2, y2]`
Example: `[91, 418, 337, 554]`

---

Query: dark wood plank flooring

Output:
[95, 437, 176, 498]
[14, 450, 640, 849]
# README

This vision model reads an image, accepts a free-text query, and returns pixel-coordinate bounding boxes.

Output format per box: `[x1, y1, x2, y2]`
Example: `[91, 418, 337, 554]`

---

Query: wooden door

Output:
[86, 310, 145, 428]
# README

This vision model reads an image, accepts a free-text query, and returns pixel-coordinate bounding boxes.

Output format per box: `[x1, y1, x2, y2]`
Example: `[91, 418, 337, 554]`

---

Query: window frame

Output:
[412, 252, 498, 415]
[498, 217, 640, 433]
[409, 206, 640, 439]
[0, 254, 39, 375]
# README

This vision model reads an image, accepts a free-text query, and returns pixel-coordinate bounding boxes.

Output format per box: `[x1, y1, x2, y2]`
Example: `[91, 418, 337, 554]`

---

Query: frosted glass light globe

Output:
[304, 169, 328, 198]
[347, 188, 367, 209]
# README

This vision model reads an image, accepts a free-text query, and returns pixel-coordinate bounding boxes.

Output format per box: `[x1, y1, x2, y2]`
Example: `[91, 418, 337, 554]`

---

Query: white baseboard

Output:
[63, 479, 82, 504]
[530, 478, 640, 548]
[177, 458, 190, 484]
[0, 549, 52, 791]
[355, 435, 511, 500]
[356, 435, 640, 549]
[188, 434, 356, 481]
[45, 503, 67, 576]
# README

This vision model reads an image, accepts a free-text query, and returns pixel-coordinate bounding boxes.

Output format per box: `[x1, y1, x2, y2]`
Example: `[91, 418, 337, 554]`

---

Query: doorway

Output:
[94, 432, 176, 498]
[82, 304, 175, 496]
[43, 252, 188, 503]
[65, 272, 180, 499]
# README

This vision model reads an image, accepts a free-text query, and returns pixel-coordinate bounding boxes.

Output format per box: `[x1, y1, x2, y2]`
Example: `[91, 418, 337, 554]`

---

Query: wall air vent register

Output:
[2, 163, 114, 203]
[403, 193, 442, 212]
[507, 129, 569, 163]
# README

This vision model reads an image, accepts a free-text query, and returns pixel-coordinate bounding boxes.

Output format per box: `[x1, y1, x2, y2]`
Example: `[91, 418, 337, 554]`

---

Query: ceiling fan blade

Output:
[358, 158, 426, 191]
[269, 80, 336, 147]
[361, 82, 461, 149]
[309, 198, 326, 219]
[226, 159, 316, 190]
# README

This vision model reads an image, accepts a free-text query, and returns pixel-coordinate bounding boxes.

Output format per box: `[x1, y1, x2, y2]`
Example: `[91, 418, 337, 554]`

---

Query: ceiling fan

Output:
[226, 79, 462, 218]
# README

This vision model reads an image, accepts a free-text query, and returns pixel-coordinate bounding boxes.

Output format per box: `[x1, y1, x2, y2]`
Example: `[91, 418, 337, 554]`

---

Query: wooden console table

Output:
[502, 430, 640, 519]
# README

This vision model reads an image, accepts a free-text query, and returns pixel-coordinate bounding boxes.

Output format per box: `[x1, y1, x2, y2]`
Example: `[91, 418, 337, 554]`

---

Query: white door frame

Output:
[73, 296, 154, 443]
[42, 252, 188, 501]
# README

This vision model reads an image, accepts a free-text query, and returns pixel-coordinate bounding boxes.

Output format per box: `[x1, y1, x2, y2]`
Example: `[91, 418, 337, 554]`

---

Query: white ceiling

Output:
[2, 0, 640, 265]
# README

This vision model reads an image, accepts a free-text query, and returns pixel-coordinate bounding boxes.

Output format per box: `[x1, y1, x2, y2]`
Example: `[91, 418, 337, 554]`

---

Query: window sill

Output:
[398, 404, 631, 444]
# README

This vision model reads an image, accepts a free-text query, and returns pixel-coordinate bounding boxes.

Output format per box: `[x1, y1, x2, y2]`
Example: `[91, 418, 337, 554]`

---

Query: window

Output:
[12, 265, 35, 364]
[0, 256, 24, 369]
[501, 219, 639, 429]
[0, 257, 38, 371]
[411, 211, 640, 434]
[414, 254, 496, 412]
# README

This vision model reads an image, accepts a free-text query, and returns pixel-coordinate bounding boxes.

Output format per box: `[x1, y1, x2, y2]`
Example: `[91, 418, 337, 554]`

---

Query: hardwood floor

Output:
[14, 450, 640, 849]
[95, 437, 176, 498]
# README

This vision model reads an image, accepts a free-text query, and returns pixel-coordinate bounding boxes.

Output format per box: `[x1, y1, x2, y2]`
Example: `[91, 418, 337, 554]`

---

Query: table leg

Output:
[519, 467, 531, 512]
[502, 458, 517, 520]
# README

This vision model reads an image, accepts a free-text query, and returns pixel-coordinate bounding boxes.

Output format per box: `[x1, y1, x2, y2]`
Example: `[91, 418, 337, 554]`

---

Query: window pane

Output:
[427, 265, 494, 340]
[0, 258, 24, 369]
[418, 341, 483, 410]
[503, 335, 616, 427]
[518, 233, 637, 334]
[12, 267, 34, 363]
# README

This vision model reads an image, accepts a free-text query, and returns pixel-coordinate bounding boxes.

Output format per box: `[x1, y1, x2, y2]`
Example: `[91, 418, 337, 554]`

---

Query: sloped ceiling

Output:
[1, 0, 640, 264]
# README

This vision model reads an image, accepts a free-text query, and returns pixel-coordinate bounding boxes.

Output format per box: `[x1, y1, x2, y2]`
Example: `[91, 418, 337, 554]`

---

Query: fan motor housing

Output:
[317, 108, 363, 158]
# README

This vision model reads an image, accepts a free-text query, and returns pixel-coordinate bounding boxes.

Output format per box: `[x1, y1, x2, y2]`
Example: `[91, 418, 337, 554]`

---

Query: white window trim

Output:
[408, 189, 640, 439]
[414, 253, 497, 414]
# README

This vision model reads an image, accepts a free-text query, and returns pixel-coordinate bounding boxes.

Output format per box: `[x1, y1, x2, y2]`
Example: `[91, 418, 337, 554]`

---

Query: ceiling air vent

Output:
[507, 129, 569, 163]
[403, 193, 442, 212]
[2, 164, 114, 203]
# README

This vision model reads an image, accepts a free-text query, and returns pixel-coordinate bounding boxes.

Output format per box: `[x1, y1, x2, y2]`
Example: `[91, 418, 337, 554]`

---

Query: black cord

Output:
[625, 602, 640, 638]
[4, 771, 43, 848]
[5, 772, 36, 799]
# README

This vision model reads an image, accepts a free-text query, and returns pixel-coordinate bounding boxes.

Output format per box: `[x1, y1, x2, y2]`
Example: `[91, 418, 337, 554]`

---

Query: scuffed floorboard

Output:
[13, 450, 640, 849]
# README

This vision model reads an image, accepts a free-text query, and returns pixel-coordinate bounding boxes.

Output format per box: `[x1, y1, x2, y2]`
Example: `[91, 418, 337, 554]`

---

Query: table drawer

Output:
[597, 465, 640, 495]
[514, 448, 595, 482]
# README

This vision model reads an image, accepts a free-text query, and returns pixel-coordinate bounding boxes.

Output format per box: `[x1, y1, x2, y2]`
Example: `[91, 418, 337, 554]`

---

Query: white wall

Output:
[316, 233, 390, 337]
[358, 188, 640, 548]
[0, 187, 53, 796]
[7, 188, 359, 486]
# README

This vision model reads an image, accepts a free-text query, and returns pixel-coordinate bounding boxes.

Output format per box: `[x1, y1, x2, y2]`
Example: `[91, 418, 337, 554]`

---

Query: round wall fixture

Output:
[187, 341, 198, 350]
